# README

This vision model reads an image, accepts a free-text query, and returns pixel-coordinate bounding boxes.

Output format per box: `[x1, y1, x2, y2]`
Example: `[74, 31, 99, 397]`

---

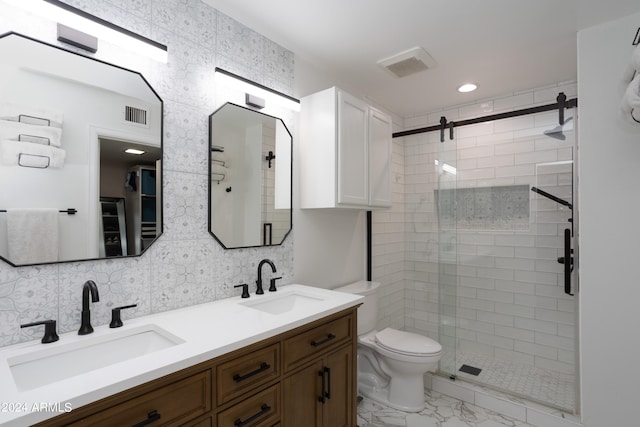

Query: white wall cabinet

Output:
[300, 87, 392, 209]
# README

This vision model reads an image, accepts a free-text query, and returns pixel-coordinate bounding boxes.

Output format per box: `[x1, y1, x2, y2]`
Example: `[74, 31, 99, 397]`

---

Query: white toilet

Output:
[335, 281, 442, 412]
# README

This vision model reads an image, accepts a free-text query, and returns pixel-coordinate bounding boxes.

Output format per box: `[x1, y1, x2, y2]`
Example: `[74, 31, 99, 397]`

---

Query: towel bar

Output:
[0, 208, 77, 215]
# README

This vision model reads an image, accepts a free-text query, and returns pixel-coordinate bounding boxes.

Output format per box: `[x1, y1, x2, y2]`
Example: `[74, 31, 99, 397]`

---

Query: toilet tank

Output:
[334, 281, 379, 335]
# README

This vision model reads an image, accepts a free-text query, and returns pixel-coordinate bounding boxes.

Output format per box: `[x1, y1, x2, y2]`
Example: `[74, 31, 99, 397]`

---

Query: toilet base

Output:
[359, 379, 425, 412]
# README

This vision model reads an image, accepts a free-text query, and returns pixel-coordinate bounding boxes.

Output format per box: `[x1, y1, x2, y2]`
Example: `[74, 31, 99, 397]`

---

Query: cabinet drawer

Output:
[283, 314, 352, 372]
[217, 384, 280, 427]
[69, 370, 211, 427]
[216, 343, 279, 405]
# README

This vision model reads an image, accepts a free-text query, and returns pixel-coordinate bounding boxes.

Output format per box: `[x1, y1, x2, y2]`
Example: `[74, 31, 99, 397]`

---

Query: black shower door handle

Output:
[557, 228, 574, 296]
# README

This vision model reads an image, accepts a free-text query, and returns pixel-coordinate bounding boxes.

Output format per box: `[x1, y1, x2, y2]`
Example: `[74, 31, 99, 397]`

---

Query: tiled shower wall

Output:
[0, 0, 294, 347]
[374, 81, 578, 376]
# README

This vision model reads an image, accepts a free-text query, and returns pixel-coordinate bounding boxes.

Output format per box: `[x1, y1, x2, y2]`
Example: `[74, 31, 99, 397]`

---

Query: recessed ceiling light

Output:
[125, 148, 145, 155]
[458, 83, 477, 93]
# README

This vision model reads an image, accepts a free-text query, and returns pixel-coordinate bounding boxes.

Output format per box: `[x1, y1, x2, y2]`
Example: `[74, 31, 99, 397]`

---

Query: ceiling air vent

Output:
[124, 105, 148, 126]
[377, 46, 437, 78]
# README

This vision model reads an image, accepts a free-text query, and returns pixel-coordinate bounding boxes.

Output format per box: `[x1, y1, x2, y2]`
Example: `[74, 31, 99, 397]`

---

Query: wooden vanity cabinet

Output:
[35, 307, 358, 427]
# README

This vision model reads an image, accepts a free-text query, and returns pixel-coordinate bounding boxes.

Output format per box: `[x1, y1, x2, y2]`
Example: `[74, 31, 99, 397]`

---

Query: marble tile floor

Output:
[357, 391, 536, 427]
[452, 351, 575, 412]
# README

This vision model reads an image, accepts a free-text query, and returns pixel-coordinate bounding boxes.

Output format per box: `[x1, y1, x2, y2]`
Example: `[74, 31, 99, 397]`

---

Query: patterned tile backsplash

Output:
[436, 185, 530, 230]
[0, 0, 295, 347]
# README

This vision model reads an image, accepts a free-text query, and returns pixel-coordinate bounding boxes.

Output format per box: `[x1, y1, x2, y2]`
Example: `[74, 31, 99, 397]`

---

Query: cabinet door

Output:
[282, 361, 323, 427]
[368, 107, 392, 208]
[337, 90, 368, 206]
[322, 345, 353, 427]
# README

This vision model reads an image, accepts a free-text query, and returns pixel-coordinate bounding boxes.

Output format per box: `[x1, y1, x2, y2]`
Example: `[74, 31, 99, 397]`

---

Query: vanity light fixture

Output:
[125, 148, 145, 155]
[458, 83, 478, 93]
[215, 68, 300, 112]
[3, 0, 168, 62]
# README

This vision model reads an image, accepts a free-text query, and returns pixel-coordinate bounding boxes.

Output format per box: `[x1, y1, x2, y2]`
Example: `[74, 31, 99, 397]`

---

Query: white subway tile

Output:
[495, 325, 535, 342]
[477, 311, 514, 327]
[494, 348, 535, 366]
[514, 341, 557, 359]
[494, 140, 535, 155]
[496, 302, 534, 318]
[515, 317, 557, 334]
[535, 332, 575, 351]
[494, 115, 535, 133]
[476, 154, 515, 168]
[493, 92, 535, 111]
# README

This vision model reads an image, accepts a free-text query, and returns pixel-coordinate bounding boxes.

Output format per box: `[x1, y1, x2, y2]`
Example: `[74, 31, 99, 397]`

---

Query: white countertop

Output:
[0, 284, 363, 426]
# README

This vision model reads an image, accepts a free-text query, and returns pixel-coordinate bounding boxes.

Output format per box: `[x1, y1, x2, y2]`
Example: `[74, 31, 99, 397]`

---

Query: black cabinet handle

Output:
[234, 403, 271, 427]
[318, 370, 326, 403]
[311, 333, 336, 348]
[324, 366, 331, 399]
[233, 362, 270, 382]
[131, 410, 161, 427]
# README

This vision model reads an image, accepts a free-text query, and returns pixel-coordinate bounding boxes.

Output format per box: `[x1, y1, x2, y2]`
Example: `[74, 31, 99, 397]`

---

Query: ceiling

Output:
[203, 0, 639, 118]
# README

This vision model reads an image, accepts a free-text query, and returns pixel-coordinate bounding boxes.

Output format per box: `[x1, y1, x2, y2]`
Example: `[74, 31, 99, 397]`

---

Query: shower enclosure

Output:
[402, 95, 578, 413]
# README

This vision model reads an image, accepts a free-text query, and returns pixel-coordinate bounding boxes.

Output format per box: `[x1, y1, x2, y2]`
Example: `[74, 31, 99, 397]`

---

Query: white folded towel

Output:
[621, 73, 640, 123]
[6, 208, 59, 264]
[212, 152, 228, 166]
[0, 103, 63, 128]
[211, 163, 227, 182]
[622, 44, 640, 83]
[0, 120, 63, 147]
[0, 139, 66, 168]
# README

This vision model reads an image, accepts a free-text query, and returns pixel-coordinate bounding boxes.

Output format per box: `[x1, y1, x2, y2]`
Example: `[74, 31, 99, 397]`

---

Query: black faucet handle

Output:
[109, 304, 137, 328]
[21, 320, 59, 344]
[268, 277, 282, 292]
[234, 284, 250, 298]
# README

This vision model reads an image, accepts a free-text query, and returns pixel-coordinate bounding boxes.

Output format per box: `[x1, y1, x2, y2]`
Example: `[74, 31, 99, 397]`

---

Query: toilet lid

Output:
[375, 328, 442, 356]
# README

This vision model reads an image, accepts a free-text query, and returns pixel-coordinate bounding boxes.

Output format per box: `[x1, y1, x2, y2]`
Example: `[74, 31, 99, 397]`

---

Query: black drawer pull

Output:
[324, 366, 331, 399]
[131, 410, 161, 427]
[318, 370, 326, 403]
[233, 362, 271, 382]
[234, 403, 271, 427]
[311, 333, 336, 347]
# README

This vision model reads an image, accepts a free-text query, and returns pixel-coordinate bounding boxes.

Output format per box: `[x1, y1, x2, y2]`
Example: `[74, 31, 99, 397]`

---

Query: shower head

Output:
[543, 117, 573, 140]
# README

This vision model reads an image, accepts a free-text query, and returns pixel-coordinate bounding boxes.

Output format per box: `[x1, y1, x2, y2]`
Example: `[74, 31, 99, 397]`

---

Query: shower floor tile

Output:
[451, 351, 575, 412]
[357, 390, 535, 427]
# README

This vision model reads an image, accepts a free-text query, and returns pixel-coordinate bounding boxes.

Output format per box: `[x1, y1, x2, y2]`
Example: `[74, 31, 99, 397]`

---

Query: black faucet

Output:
[256, 259, 277, 295]
[79, 280, 99, 335]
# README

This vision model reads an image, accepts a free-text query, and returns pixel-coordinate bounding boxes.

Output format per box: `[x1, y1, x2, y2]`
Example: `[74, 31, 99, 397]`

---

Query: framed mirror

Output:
[0, 32, 163, 266]
[209, 103, 292, 249]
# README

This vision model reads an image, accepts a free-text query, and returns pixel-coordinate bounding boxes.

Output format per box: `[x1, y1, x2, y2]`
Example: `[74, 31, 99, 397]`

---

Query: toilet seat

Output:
[375, 328, 442, 356]
[359, 329, 442, 364]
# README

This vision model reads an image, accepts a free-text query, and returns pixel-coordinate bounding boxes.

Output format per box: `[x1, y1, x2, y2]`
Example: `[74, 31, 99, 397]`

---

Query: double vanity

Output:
[0, 284, 362, 427]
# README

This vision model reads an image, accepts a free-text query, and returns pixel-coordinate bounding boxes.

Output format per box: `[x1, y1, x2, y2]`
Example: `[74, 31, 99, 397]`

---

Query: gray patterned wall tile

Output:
[0, 0, 295, 347]
[162, 101, 210, 174]
[0, 265, 59, 345]
[162, 170, 209, 240]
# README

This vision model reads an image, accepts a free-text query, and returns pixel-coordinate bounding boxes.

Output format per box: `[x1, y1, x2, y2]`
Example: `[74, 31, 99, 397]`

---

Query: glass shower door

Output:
[436, 134, 458, 378]
[435, 112, 578, 412]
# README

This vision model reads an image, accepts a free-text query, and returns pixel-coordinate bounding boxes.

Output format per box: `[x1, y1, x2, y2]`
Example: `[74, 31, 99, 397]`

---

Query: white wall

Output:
[578, 11, 640, 427]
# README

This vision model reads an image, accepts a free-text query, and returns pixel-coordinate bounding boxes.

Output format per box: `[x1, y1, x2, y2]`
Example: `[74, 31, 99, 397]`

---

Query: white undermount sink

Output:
[240, 289, 326, 315]
[8, 324, 184, 391]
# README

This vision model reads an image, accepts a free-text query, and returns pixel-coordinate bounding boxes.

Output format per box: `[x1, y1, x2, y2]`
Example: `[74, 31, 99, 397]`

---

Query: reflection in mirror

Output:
[0, 32, 163, 266]
[209, 103, 292, 249]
